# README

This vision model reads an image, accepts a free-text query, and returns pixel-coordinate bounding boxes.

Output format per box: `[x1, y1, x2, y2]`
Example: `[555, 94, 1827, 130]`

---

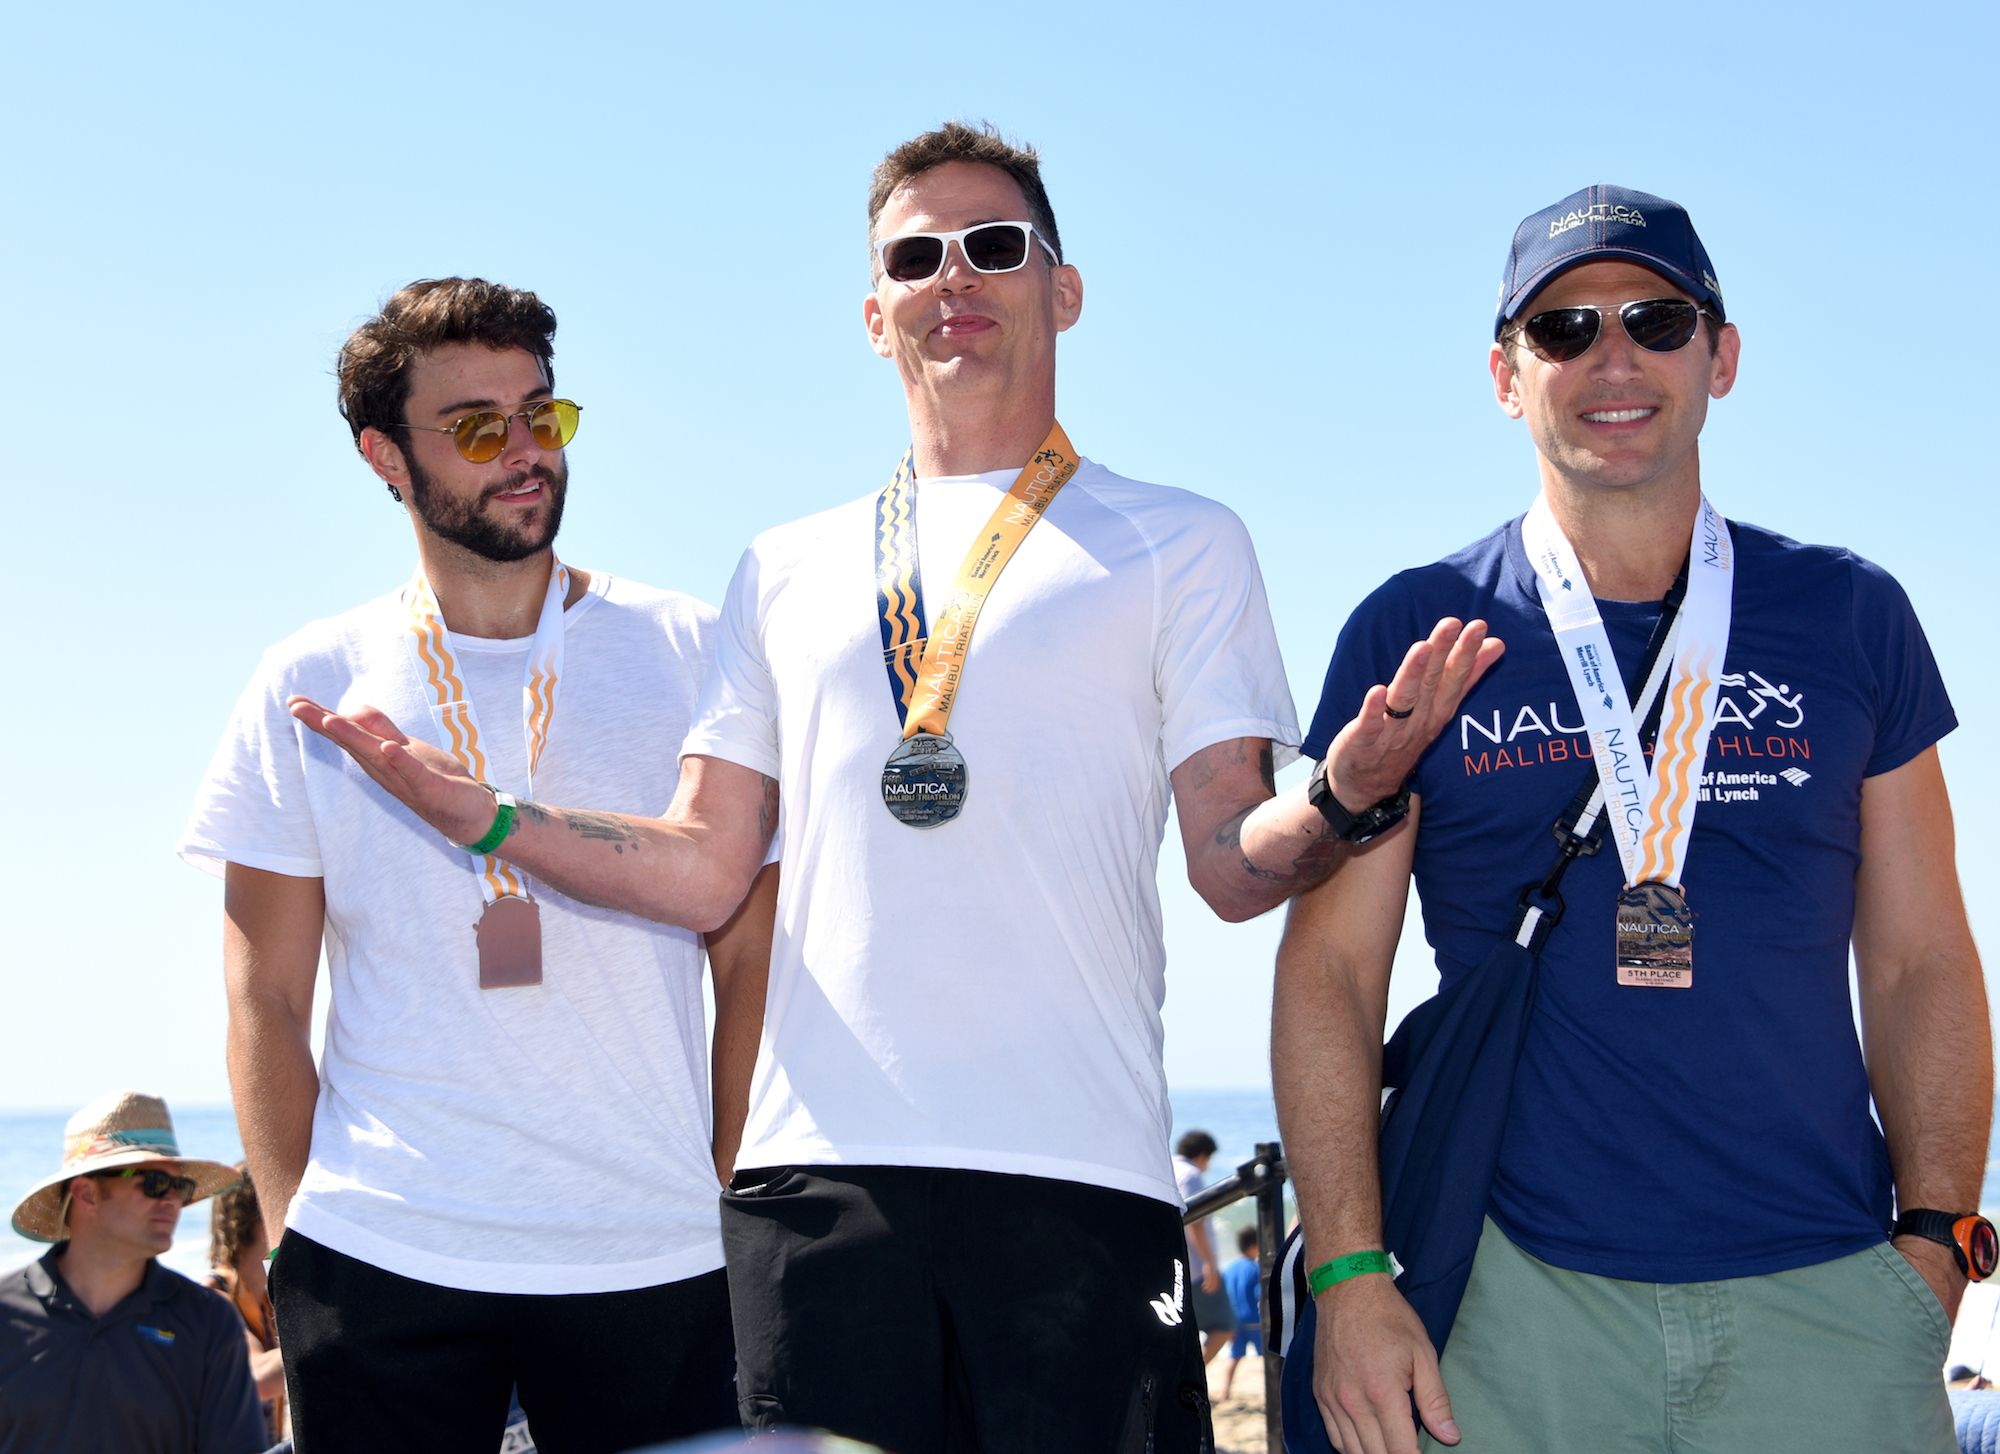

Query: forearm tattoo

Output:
[511, 800, 646, 855]
[1217, 805, 1344, 889]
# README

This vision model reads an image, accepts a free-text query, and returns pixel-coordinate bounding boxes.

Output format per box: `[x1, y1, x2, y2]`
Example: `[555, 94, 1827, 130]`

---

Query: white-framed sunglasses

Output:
[873, 221, 1059, 285]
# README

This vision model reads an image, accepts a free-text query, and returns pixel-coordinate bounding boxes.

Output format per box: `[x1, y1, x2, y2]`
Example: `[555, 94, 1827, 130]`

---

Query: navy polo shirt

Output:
[0, 1245, 266, 1453]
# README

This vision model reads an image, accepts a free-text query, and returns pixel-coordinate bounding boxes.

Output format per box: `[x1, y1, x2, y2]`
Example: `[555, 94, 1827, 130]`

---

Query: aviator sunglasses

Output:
[1506, 299, 1717, 364]
[89, 1167, 199, 1203]
[874, 221, 1058, 285]
[383, 399, 582, 464]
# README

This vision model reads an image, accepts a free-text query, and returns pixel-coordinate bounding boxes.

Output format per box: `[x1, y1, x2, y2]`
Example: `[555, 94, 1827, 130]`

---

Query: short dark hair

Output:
[337, 277, 557, 445]
[1176, 1129, 1218, 1160]
[1237, 1225, 1260, 1254]
[868, 121, 1063, 264]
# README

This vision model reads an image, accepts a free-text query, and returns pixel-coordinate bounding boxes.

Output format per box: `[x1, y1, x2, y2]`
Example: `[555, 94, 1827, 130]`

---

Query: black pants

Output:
[269, 1230, 736, 1454]
[722, 1164, 1213, 1453]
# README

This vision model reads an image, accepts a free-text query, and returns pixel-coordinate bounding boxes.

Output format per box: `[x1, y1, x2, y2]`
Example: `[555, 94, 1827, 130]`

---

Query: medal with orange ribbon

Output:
[873, 424, 1078, 827]
[1523, 495, 1734, 988]
[401, 559, 568, 986]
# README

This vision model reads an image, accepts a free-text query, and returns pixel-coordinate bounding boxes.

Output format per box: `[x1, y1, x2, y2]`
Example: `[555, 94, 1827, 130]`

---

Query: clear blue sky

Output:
[5, 3, 1995, 1110]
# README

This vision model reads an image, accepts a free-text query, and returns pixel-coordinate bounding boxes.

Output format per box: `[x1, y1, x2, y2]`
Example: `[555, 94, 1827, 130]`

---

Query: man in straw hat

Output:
[1, 1090, 267, 1453]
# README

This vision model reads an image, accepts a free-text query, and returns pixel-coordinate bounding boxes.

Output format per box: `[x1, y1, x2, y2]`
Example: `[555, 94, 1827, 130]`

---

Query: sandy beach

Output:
[1209, 1352, 1273, 1454]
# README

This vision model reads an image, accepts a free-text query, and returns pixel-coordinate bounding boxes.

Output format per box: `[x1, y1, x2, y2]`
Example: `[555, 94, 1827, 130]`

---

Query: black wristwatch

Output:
[1893, 1208, 1999, 1282]
[1306, 759, 1411, 845]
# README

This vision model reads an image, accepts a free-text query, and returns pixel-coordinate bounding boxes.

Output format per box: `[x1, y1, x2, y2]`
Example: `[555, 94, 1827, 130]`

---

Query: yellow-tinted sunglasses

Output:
[385, 398, 581, 463]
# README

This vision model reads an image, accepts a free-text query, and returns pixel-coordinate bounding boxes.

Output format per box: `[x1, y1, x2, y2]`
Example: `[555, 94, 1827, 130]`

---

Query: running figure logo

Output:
[1720, 670, 1805, 729]
[1150, 1261, 1186, 1327]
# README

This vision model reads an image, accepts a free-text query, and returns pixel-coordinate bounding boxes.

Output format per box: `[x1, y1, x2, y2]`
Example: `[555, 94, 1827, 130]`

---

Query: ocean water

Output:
[1168, 1087, 1298, 1253]
[0, 1092, 1290, 1281]
[8, 1091, 2000, 1372]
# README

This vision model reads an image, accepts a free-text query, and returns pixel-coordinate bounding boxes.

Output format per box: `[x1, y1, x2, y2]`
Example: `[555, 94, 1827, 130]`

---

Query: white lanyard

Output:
[1521, 496, 1733, 889]
[400, 561, 568, 905]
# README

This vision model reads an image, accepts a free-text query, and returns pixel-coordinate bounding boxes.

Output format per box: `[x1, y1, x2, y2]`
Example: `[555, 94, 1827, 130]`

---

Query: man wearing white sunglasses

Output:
[291, 125, 1493, 1451]
[1275, 184, 1988, 1454]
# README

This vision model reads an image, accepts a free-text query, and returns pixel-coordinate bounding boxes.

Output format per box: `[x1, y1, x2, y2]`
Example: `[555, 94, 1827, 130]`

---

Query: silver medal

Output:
[881, 733, 968, 828]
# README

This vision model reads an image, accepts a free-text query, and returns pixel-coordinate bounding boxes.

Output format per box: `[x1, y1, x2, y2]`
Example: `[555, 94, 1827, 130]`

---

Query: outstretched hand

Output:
[287, 696, 497, 847]
[1323, 618, 1503, 810]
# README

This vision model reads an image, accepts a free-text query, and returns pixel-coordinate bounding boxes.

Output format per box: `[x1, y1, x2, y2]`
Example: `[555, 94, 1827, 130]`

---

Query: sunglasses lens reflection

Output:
[530, 400, 580, 451]
[883, 236, 945, 283]
[452, 412, 512, 463]
[1624, 300, 1700, 353]
[963, 224, 1030, 272]
[1523, 308, 1601, 362]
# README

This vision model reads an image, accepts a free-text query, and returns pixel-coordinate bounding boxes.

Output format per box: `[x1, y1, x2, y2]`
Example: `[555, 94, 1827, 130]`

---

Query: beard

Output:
[406, 453, 568, 563]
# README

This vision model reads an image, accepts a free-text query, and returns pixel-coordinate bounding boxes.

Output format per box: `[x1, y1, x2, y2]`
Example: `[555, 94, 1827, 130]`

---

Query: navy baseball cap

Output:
[1495, 184, 1724, 340]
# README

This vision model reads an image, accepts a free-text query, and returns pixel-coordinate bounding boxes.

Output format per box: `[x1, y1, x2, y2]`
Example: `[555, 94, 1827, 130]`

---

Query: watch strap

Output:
[1307, 759, 1410, 844]
[1894, 1207, 1997, 1282]
[1894, 1208, 1960, 1243]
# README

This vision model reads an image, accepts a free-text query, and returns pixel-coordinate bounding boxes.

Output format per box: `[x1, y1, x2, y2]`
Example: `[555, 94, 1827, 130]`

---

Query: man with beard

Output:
[180, 278, 773, 1453]
[288, 130, 1498, 1451]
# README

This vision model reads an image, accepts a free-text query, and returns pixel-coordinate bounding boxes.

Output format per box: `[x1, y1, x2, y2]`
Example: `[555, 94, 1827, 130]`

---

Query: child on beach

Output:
[1220, 1226, 1263, 1400]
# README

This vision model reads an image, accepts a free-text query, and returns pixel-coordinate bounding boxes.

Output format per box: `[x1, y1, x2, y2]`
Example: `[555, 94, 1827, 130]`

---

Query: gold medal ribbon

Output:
[873, 423, 1079, 740]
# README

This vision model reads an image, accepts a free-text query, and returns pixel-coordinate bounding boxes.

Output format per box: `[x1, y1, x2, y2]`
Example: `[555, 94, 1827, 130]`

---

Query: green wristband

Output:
[1307, 1250, 1393, 1297]
[457, 790, 516, 855]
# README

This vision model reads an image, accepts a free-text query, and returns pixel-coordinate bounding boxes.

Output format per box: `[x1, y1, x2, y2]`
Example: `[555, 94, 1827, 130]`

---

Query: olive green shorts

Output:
[1420, 1218, 1955, 1454]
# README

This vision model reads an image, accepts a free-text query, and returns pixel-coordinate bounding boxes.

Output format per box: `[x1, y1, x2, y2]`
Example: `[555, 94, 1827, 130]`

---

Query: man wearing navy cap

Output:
[1274, 185, 1991, 1453]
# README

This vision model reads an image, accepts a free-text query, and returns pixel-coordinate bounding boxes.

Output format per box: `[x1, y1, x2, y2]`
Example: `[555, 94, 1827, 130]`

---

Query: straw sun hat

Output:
[11, 1090, 240, 1243]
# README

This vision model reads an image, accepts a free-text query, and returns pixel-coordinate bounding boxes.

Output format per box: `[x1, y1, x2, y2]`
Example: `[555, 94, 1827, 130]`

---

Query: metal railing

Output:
[1182, 1140, 1288, 1454]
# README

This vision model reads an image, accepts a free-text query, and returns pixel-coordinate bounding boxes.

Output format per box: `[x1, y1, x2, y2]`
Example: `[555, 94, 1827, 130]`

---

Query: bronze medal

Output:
[881, 733, 968, 829]
[1615, 881, 1693, 988]
[476, 894, 544, 989]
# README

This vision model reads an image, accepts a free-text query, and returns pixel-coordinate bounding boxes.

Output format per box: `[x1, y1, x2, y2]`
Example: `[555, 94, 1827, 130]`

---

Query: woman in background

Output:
[207, 1162, 286, 1443]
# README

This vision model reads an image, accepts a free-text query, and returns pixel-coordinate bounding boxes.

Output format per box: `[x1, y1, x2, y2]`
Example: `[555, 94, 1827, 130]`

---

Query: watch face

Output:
[1960, 1216, 1999, 1281]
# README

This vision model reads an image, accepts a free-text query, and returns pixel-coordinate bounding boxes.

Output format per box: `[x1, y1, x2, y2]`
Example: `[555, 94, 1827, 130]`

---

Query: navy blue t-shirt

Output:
[1303, 516, 1956, 1282]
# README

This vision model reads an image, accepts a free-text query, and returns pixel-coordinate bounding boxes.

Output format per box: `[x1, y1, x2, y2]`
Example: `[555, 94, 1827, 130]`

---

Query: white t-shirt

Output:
[1174, 1154, 1214, 1273]
[684, 460, 1299, 1205]
[180, 574, 725, 1295]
